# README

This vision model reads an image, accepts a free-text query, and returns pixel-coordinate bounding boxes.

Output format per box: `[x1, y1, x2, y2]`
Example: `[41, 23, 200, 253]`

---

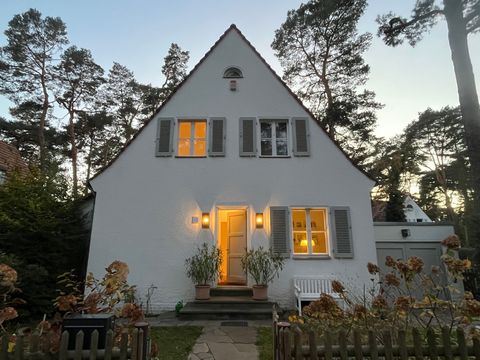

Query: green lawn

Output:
[150, 326, 203, 360]
[256, 327, 273, 360]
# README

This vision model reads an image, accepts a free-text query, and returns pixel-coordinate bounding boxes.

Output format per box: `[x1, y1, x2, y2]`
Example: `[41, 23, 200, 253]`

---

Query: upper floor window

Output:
[177, 120, 207, 157]
[223, 67, 243, 78]
[260, 119, 288, 157]
[292, 208, 329, 255]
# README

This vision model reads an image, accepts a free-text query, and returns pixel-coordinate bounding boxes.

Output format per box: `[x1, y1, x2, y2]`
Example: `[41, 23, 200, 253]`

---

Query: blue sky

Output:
[1, 0, 479, 138]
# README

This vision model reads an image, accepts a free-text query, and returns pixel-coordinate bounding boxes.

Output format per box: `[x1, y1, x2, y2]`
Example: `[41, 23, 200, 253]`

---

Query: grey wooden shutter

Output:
[270, 206, 290, 257]
[330, 207, 353, 258]
[155, 118, 174, 157]
[239, 117, 256, 156]
[292, 117, 310, 156]
[208, 117, 225, 156]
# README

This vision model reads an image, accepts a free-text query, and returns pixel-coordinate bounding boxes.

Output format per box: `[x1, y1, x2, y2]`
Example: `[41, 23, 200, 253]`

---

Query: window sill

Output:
[259, 155, 291, 158]
[292, 255, 331, 260]
[174, 156, 207, 158]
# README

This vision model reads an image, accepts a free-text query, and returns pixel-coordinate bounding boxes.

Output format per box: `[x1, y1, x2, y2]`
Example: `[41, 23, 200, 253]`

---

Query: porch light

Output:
[255, 213, 264, 228]
[202, 213, 210, 229]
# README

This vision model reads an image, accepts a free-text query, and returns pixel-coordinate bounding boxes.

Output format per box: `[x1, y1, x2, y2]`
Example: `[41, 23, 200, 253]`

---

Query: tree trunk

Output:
[444, 0, 480, 249]
[68, 110, 78, 197]
[39, 71, 48, 171]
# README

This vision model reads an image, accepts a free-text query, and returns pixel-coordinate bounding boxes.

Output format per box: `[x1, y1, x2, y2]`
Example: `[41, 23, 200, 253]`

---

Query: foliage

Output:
[150, 326, 202, 360]
[256, 327, 274, 360]
[385, 190, 406, 222]
[290, 234, 480, 338]
[0, 170, 87, 319]
[0, 262, 21, 332]
[160, 43, 189, 101]
[0, 8, 68, 168]
[377, 0, 480, 252]
[241, 247, 285, 286]
[185, 243, 222, 286]
[272, 0, 382, 167]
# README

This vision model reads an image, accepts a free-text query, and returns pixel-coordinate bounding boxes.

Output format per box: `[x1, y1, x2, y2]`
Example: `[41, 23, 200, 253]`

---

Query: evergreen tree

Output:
[377, 0, 480, 250]
[55, 46, 104, 197]
[160, 43, 189, 101]
[272, 0, 382, 166]
[0, 9, 68, 169]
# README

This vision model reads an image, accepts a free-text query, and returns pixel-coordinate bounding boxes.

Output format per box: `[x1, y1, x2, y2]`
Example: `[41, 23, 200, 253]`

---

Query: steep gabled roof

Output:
[90, 24, 375, 183]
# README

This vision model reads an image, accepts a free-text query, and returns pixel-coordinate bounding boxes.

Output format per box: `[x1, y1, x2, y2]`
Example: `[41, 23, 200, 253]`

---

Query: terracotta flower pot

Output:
[252, 285, 268, 300]
[195, 285, 210, 300]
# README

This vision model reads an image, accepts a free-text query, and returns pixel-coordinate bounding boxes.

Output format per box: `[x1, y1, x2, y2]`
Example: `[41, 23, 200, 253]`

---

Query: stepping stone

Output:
[192, 343, 209, 354]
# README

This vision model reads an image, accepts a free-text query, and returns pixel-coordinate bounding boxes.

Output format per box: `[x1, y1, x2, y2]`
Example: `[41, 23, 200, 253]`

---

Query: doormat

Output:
[221, 321, 248, 327]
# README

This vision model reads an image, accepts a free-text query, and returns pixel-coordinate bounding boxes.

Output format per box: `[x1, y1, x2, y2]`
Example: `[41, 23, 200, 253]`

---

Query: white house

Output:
[404, 195, 432, 223]
[86, 25, 378, 312]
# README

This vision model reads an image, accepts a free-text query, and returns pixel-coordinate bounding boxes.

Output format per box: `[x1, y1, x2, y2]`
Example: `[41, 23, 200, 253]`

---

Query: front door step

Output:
[179, 287, 280, 320]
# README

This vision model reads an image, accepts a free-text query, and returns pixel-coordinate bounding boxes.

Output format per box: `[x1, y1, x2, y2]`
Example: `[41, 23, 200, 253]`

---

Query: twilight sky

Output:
[0, 0, 479, 138]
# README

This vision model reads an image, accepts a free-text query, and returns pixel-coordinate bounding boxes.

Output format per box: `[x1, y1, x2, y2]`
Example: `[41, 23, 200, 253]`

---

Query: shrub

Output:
[185, 243, 222, 286]
[291, 234, 480, 338]
[241, 247, 285, 286]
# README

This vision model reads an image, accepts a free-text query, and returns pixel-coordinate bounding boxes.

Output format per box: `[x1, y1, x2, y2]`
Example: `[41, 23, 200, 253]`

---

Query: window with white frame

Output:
[260, 119, 288, 156]
[291, 208, 329, 255]
[177, 120, 207, 157]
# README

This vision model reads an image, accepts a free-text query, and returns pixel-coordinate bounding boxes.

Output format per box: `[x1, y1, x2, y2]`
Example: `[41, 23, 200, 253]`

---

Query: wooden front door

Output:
[226, 210, 247, 284]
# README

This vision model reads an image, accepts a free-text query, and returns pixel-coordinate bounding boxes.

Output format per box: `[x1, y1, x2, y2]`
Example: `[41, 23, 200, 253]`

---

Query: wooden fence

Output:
[273, 318, 480, 360]
[0, 327, 149, 360]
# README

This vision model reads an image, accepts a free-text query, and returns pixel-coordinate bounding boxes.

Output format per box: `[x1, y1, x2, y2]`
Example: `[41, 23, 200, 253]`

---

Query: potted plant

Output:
[241, 247, 285, 300]
[185, 243, 222, 300]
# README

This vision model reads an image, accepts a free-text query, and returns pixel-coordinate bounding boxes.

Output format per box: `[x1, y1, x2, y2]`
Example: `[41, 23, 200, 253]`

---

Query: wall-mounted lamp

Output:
[255, 213, 264, 229]
[401, 228, 411, 238]
[202, 212, 210, 229]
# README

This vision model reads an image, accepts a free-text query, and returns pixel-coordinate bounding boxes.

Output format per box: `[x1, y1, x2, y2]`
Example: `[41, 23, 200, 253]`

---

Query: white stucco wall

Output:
[87, 28, 376, 311]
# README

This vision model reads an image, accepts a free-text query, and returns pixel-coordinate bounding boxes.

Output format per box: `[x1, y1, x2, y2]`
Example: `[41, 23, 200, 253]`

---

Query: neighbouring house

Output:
[0, 141, 28, 184]
[372, 195, 432, 223]
[86, 25, 379, 312]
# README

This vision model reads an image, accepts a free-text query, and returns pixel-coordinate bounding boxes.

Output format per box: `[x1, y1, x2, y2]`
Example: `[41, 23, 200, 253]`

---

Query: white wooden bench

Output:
[293, 276, 344, 316]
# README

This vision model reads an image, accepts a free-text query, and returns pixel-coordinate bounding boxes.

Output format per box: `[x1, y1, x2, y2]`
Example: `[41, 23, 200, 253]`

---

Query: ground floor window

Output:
[292, 208, 329, 255]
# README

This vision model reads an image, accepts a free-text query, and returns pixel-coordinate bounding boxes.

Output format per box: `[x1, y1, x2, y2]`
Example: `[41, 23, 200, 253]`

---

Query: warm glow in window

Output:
[177, 120, 207, 156]
[292, 208, 328, 255]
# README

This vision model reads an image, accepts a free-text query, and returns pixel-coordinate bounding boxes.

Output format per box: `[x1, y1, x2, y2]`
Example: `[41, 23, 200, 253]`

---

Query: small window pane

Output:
[293, 232, 308, 254]
[292, 210, 306, 231]
[261, 140, 272, 155]
[194, 121, 207, 139]
[194, 139, 206, 156]
[276, 140, 288, 156]
[310, 209, 326, 231]
[276, 122, 287, 139]
[178, 122, 191, 139]
[178, 139, 190, 156]
[312, 232, 327, 254]
[261, 122, 272, 139]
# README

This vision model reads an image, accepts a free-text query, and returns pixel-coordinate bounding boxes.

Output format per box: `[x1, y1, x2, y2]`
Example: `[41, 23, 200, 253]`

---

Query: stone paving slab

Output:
[189, 324, 259, 360]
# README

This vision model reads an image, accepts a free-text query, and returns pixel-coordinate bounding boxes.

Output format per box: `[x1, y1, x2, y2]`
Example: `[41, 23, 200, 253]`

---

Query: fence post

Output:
[14, 335, 24, 360]
[324, 331, 333, 360]
[398, 330, 408, 360]
[74, 331, 84, 360]
[308, 330, 317, 360]
[104, 329, 113, 360]
[383, 330, 393, 360]
[368, 331, 378, 360]
[353, 330, 362, 360]
[1, 335, 8, 360]
[119, 330, 128, 360]
[412, 328, 423, 360]
[293, 326, 302, 359]
[441, 327, 452, 360]
[457, 327, 468, 360]
[135, 322, 149, 360]
[89, 330, 99, 360]
[283, 327, 292, 360]
[276, 322, 290, 360]
[338, 330, 347, 360]
[59, 331, 69, 360]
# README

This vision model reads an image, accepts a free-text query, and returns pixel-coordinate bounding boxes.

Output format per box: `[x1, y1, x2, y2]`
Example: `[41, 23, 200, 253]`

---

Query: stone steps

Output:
[179, 287, 278, 320]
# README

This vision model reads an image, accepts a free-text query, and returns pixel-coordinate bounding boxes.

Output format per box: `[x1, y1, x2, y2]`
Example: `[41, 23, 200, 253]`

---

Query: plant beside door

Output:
[185, 243, 222, 300]
[241, 247, 285, 300]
